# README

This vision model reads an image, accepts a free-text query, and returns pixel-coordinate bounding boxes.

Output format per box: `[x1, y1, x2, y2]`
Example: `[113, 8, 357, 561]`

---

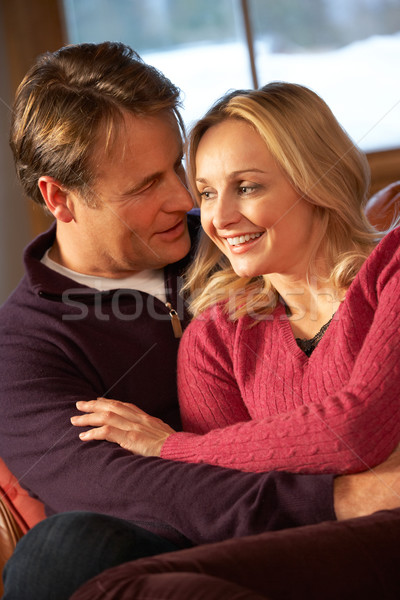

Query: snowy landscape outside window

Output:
[63, 0, 400, 152]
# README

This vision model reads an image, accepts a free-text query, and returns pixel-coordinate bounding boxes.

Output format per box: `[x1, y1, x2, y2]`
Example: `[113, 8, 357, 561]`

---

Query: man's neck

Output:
[49, 227, 132, 279]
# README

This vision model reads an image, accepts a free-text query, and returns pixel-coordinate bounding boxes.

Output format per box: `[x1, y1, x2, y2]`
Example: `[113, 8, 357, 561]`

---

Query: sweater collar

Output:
[24, 222, 84, 297]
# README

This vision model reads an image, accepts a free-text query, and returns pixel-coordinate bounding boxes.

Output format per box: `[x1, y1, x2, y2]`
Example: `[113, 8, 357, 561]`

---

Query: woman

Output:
[72, 83, 400, 474]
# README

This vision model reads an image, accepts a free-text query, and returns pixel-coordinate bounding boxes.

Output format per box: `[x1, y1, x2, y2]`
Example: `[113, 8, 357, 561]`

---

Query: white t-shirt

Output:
[41, 250, 167, 303]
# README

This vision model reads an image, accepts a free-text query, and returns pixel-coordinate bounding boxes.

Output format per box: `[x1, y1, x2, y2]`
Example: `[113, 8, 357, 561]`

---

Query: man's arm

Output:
[70, 397, 400, 525]
[334, 445, 400, 520]
[0, 317, 335, 547]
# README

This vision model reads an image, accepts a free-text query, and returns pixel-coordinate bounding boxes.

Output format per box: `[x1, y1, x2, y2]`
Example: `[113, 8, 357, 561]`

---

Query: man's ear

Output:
[38, 176, 76, 222]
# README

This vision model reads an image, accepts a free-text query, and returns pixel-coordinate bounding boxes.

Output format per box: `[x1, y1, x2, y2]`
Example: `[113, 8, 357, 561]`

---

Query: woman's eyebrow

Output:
[196, 168, 267, 184]
[228, 168, 267, 178]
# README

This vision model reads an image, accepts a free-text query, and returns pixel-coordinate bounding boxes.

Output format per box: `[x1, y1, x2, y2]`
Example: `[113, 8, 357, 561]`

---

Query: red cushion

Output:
[0, 458, 46, 534]
[365, 181, 400, 230]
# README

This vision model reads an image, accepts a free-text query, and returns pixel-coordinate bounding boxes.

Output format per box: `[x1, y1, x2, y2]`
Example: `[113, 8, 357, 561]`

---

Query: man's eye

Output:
[139, 179, 157, 194]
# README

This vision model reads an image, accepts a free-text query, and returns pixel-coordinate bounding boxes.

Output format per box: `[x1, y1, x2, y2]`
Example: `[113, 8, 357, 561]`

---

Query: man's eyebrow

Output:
[123, 153, 184, 196]
[122, 172, 162, 196]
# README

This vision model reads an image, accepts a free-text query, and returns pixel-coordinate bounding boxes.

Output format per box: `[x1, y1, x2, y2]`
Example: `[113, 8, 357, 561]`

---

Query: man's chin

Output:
[165, 236, 191, 266]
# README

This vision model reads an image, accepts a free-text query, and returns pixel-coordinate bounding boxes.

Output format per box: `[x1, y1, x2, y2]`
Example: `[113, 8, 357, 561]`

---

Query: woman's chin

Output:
[232, 266, 261, 279]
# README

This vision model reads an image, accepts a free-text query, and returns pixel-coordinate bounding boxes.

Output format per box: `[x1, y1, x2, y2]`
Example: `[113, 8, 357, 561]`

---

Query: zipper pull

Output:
[165, 302, 183, 338]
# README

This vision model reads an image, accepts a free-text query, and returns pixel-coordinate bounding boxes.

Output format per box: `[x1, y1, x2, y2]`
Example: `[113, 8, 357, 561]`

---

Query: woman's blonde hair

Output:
[184, 82, 382, 320]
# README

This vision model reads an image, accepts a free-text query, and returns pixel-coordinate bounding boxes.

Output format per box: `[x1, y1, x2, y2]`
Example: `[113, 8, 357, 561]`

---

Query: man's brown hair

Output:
[10, 41, 183, 206]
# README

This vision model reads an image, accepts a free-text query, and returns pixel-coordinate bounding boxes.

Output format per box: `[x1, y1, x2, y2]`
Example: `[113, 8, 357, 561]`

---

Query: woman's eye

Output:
[239, 185, 256, 194]
[199, 190, 215, 201]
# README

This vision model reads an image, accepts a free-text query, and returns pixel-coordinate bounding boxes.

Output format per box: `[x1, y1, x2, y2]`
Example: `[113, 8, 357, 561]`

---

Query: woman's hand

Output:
[70, 398, 176, 457]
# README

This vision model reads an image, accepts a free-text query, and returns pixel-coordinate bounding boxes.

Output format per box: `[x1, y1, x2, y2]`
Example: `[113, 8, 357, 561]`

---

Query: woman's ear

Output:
[38, 176, 76, 222]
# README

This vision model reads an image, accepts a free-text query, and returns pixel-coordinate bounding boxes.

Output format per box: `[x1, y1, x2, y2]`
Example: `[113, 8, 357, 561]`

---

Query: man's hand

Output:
[334, 445, 400, 520]
[71, 398, 175, 457]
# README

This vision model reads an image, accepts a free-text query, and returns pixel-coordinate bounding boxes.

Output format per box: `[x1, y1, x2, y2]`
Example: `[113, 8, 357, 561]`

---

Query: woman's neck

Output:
[269, 272, 344, 340]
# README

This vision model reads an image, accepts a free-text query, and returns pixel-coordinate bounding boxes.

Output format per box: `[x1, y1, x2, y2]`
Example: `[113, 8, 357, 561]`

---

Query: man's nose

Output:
[166, 172, 194, 212]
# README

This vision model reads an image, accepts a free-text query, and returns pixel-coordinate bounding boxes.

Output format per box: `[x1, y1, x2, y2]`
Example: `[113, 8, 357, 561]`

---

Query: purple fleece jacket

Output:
[0, 215, 334, 547]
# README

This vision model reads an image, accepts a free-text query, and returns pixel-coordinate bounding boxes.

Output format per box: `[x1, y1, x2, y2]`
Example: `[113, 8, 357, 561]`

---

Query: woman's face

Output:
[195, 118, 319, 280]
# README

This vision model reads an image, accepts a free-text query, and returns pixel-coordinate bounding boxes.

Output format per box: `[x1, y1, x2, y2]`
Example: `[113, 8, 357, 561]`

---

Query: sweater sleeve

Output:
[162, 259, 400, 475]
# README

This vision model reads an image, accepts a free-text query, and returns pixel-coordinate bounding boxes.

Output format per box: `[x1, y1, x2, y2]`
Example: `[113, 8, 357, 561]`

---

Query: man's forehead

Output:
[108, 109, 180, 147]
[89, 109, 184, 191]
[92, 109, 182, 169]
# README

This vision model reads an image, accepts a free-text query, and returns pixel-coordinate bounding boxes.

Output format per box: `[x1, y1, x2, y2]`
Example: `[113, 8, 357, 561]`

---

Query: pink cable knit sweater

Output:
[161, 227, 400, 474]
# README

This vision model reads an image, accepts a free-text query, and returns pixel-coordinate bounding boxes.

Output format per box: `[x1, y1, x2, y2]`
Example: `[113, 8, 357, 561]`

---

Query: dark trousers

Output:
[2, 511, 180, 600]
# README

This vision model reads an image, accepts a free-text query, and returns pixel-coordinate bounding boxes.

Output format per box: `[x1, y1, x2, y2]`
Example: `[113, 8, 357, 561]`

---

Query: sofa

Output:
[0, 458, 45, 596]
[1, 181, 400, 598]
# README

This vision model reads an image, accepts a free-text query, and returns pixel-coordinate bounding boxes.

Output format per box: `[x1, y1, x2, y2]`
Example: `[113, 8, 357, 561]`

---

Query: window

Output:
[63, 0, 400, 152]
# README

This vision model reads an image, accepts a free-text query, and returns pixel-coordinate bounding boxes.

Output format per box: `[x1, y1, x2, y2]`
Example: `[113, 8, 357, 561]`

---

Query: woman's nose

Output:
[212, 195, 240, 230]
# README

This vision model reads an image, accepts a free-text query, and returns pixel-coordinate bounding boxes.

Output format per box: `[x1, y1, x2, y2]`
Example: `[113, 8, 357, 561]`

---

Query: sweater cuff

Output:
[161, 432, 201, 462]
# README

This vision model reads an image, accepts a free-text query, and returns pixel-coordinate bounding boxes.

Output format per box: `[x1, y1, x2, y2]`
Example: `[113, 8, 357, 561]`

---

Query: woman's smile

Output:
[223, 231, 265, 254]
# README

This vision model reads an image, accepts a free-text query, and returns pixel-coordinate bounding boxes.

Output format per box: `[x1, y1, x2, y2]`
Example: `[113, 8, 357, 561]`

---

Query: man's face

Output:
[69, 111, 194, 277]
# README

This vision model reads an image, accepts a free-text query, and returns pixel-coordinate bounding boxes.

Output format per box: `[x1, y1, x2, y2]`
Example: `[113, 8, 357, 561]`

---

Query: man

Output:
[1, 41, 399, 599]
